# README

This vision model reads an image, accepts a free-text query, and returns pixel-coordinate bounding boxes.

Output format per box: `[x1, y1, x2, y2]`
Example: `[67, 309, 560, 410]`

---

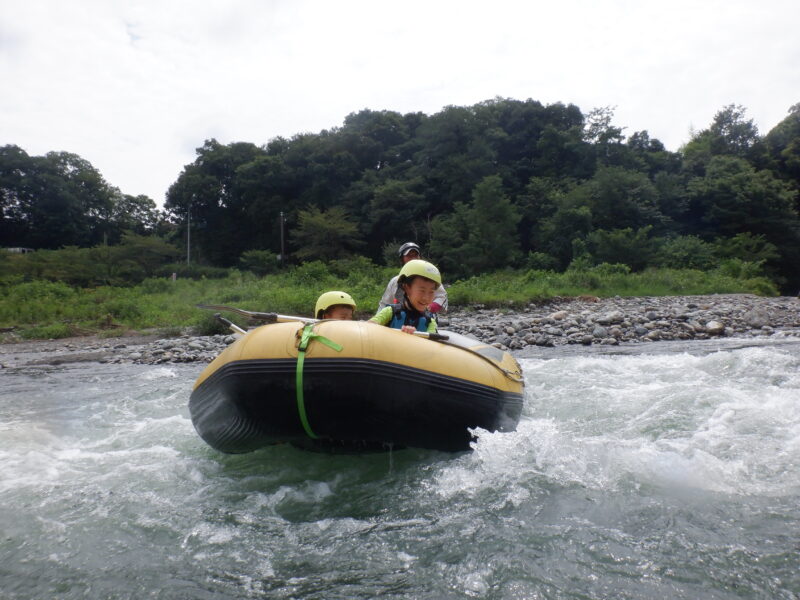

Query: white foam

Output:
[434, 347, 800, 499]
[140, 367, 179, 380]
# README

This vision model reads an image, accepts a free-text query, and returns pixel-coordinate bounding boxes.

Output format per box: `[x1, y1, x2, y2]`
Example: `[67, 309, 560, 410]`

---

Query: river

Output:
[1, 339, 799, 599]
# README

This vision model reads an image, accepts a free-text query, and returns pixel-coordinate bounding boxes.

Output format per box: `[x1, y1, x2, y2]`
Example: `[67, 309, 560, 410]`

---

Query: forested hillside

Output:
[2, 98, 799, 291]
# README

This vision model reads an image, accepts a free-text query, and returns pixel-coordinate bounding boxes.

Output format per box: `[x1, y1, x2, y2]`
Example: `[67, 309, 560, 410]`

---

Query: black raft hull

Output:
[189, 321, 525, 453]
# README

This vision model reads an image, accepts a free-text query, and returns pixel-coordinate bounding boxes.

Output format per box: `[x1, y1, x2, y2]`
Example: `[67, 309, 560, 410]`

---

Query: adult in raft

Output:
[379, 242, 448, 313]
[314, 291, 356, 320]
[370, 260, 441, 334]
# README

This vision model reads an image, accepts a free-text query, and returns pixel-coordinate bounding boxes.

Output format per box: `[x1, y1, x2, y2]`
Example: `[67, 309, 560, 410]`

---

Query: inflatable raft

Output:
[189, 320, 524, 453]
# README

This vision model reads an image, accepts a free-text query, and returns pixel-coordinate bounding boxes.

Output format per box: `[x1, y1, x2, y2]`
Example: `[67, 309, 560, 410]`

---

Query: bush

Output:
[155, 263, 231, 280]
[592, 262, 631, 276]
[289, 261, 330, 286]
[5, 280, 75, 302]
[525, 252, 559, 271]
[586, 227, 657, 271]
[654, 235, 717, 270]
[139, 277, 173, 294]
[19, 323, 73, 340]
[192, 312, 237, 336]
[328, 256, 381, 279]
[104, 299, 142, 320]
[715, 258, 766, 279]
[239, 249, 280, 276]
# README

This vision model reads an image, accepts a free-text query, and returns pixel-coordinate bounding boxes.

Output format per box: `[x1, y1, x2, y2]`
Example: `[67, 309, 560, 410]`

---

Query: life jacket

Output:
[389, 303, 434, 332]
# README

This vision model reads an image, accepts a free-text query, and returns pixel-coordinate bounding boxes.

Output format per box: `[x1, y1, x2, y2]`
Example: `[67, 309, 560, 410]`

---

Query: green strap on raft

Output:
[296, 323, 343, 439]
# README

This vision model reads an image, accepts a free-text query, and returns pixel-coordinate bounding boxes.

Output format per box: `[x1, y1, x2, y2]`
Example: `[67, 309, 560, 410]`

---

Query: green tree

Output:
[762, 103, 800, 184]
[430, 175, 521, 277]
[686, 156, 800, 290]
[654, 235, 716, 270]
[165, 139, 266, 265]
[367, 178, 428, 246]
[586, 227, 657, 271]
[686, 156, 798, 238]
[290, 206, 364, 262]
[567, 166, 665, 232]
[116, 234, 180, 277]
[537, 205, 593, 269]
[682, 104, 760, 175]
[712, 232, 780, 265]
[239, 249, 280, 275]
[0, 146, 117, 249]
[111, 194, 161, 237]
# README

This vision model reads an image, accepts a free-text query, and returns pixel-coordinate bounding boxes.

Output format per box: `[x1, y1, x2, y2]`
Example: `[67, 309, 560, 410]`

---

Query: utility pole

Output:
[186, 203, 191, 266]
[279, 211, 285, 267]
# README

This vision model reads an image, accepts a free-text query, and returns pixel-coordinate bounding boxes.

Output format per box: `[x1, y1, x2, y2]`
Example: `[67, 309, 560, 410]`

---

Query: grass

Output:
[0, 261, 778, 340]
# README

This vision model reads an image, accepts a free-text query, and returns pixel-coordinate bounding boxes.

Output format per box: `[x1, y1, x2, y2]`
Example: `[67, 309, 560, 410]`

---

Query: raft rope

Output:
[455, 345, 525, 383]
[295, 323, 343, 439]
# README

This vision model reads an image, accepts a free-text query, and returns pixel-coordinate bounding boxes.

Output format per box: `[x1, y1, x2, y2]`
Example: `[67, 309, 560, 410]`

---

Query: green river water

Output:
[1, 340, 799, 599]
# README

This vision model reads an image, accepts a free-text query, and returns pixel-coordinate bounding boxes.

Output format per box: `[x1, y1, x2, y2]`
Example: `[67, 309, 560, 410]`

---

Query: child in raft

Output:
[314, 291, 356, 320]
[378, 241, 448, 313]
[369, 260, 440, 334]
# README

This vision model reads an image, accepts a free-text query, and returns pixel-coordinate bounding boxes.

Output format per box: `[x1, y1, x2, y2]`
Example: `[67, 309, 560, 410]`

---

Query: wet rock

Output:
[597, 311, 624, 325]
[705, 321, 725, 335]
[744, 309, 770, 328]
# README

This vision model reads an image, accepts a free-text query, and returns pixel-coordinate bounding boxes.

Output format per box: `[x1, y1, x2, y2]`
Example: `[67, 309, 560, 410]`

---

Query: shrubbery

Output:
[0, 251, 781, 340]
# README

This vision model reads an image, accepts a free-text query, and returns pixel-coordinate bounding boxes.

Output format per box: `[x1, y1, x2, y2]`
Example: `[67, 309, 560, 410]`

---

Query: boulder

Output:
[743, 309, 770, 329]
[596, 310, 624, 325]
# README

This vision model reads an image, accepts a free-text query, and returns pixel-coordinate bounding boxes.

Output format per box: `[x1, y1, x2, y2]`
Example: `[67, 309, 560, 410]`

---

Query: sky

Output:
[2, 0, 799, 207]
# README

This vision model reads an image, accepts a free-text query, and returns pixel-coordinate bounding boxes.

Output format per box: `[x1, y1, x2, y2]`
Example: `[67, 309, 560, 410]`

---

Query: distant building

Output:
[3, 247, 34, 254]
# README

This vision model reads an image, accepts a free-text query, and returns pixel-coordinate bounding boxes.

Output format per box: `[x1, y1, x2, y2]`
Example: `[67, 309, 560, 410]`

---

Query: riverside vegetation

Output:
[3, 100, 800, 298]
[2, 99, 798, 343]
[0, 256, 779, 342]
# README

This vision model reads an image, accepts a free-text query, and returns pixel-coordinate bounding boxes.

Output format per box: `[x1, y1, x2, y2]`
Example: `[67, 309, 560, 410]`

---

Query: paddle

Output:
[196, 303, 315, 324]
[212, 313, 247, 335]
[196, 303, 448, 340]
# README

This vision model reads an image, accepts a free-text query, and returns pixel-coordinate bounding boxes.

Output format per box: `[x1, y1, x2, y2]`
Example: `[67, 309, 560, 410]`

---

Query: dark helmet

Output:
[397, 242, 421, 258]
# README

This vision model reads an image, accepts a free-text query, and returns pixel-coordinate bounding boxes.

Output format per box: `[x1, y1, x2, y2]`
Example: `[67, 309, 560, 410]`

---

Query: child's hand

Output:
[401, 325, 416, 334]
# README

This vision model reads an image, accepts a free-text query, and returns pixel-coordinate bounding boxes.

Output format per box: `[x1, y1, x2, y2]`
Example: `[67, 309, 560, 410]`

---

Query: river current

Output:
[1, 339, 799, 599]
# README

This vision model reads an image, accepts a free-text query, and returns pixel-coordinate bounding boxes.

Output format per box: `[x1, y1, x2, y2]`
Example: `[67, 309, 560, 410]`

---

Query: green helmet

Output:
[315, 291, 356, 319]
[398, 259, 441, 288]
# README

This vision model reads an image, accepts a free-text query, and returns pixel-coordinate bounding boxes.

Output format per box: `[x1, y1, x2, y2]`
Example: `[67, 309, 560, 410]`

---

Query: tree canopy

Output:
[3, 98, 799, 292]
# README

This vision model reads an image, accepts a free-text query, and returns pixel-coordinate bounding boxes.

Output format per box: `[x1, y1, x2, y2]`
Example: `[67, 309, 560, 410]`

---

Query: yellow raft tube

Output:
[189, 320, 524, 453]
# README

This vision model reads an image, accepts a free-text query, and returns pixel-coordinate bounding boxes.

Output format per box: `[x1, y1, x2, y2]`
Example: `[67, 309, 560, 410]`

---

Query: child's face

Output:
[324, 305, 353, 320]
[404, 277, 436, 312]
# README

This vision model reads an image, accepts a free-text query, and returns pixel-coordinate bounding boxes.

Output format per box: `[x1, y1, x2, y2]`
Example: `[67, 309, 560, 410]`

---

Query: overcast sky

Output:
[2, 0, 798, 207]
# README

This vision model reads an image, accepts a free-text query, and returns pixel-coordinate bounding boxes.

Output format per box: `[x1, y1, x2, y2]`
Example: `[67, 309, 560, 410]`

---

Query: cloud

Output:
[1, 0, 798, 206]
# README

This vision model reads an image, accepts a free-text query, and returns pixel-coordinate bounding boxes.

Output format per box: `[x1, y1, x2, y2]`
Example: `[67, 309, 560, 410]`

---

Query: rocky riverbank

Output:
[1, 294, 798, 368]
[444, 293, 800, 350]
